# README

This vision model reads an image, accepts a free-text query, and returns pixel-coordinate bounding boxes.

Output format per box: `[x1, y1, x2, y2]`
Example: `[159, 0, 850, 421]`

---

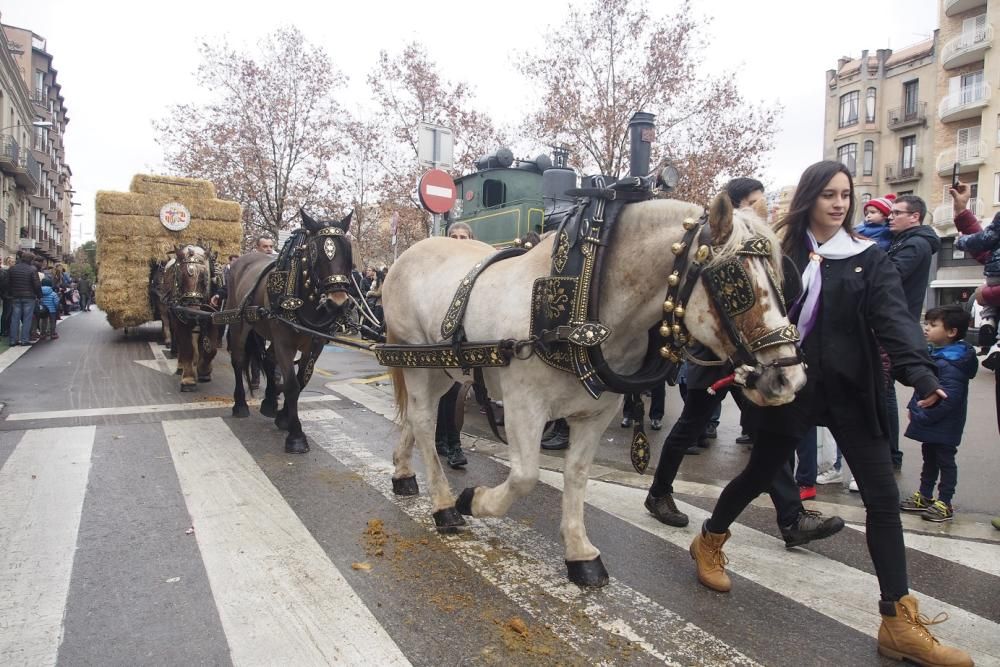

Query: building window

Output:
[482, 179, 506, 208]
[837, 143, 858, 175]
[863, 140, 874, 176]
[900, 135, 917, 175]
[860, 193, 872, 204]
[839, 92, 860, 128]
[957, 126, 982, 160]
[994, 172, 1000, 205]
[903, 80, 919, 119]
[865, 88, 876, 123]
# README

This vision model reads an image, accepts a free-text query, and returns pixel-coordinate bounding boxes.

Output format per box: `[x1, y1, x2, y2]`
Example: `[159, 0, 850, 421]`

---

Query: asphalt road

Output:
[0, 309, 998, 666]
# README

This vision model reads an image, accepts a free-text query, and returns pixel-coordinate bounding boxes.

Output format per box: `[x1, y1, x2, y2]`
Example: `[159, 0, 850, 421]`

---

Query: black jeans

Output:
[0, 297, 11, 336]
[623, 383, 665, 421]
[435, 382, 461, 445]
[649, 387, 802, 528]
[918, 443, 958, 505]
[707, 404, 908, 601]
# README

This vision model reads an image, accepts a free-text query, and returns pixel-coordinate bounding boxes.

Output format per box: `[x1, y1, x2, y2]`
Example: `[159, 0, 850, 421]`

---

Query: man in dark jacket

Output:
[883, 195, 940, 470]
[78, 275, 93, 311]
[887, 195, 940, 321]
[8, 252, 42, 346]
[0, 257, 12, 337]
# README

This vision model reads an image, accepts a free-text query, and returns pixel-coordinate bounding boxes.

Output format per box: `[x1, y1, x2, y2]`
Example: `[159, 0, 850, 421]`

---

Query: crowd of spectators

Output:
[0, 251, 93, 346]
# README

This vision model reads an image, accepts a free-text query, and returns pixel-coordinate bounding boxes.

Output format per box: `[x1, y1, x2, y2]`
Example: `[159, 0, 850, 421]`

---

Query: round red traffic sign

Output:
[418, 169, 457, 214]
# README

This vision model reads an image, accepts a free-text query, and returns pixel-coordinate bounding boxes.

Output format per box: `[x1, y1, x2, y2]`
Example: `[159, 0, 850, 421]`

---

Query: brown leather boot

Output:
[878, 595, 973, 666]
[689, 520, 731, 592]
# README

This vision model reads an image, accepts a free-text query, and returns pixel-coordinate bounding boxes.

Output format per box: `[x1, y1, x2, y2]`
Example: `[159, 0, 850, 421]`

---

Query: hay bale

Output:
[95, 174, 242, 329]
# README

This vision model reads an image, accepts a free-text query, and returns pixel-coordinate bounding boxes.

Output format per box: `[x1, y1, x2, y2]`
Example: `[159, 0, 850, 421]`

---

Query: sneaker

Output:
[815, 468, 843, 485]
[799, 485, 816, 501]
[780, 509, 845, 548]
[735, 433, 753, 445]
[848, 478, 859, 492]
[650, 418, 662, 431]
[900, 491, 931, 513]
[620, 417, 633, 428]
[644, 492, 689, 527]
[978, 323, 996, 348]
[921, 500, 953, 523]
[703, 423, 718, 439]
[984, 351, 1000, 371]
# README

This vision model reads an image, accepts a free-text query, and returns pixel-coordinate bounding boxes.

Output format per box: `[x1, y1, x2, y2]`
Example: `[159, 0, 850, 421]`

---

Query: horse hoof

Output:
[260, 400, 278, 418]
[566, 556, 609, 588]
[198, 375, 211, 383]
[174, 368, 183, 375]
[392, 475, 419, 496]
[284, 434, 310, 454]
[232, 404, 250, 418]
[275, 414, 289, 431]
[432, 507, 467, 533]
[180, 383, 196, 392]
[165, 351, 176, 359]
[455, 487, 476, 516]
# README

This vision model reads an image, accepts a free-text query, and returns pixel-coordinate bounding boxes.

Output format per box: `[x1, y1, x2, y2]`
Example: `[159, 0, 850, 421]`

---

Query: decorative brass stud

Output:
[667, 271, 680, 287]
[302, 269, 308, 276]
[671, 241, 686, 255]
[663, 299, 675, 313]
[674, 305, 685, 318]
[682, 217, 697, 230]
[659, 346, 673, 359]
[672, 324, 682, 336]
[659, 323, 672, 338]
[695, 245, 711, 263]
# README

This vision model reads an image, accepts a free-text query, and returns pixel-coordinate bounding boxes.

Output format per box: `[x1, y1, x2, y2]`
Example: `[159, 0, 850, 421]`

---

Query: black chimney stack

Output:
[628, 111, 655, 178]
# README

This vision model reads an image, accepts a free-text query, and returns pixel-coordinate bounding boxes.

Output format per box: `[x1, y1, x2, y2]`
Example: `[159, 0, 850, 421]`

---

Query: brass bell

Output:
[663, 299, 675, 313]
[659, 323, 671, 337]
[667, 271, 680, 287]
[671, 241, 686, 255]
[672, 324, 682, 336]
[695, 245, 711, 263]
[674, 305, 685, 318]
[682, 217, 697, 230]
[659, 346, 673, 359]
[302, 269, 308, 276]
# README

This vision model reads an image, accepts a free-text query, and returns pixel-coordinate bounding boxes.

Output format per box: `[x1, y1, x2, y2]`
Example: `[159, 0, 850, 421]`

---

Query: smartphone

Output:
[952, 162, 960, 189]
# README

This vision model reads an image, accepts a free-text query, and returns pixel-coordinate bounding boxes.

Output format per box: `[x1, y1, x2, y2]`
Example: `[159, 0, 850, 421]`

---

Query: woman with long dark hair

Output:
[687, 161, 971, 665]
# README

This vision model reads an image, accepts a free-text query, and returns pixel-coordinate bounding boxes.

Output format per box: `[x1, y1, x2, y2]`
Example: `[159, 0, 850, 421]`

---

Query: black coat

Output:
[887, 225, 940, 321]
[8, 262, 41, 299]
[774, 242, 938, 438]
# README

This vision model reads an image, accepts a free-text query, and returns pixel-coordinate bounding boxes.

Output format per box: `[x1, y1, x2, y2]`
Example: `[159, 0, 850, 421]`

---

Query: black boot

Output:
[780, 509, 845, 548]
[644, 492, 689, 527]
[435, 438, 449, 456]
[540, 419, 570, 450]
[446, 437, 467, 469]
[978, 322, 996, 349]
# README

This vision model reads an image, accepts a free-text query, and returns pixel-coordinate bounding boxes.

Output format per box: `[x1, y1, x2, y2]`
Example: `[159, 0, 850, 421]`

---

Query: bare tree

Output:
[156, 26, 346, 246]
[519, 0, 780, 203]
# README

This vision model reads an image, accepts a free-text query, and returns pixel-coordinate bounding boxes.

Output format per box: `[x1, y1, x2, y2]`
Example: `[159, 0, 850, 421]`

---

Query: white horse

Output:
[382, 193, 807, 586]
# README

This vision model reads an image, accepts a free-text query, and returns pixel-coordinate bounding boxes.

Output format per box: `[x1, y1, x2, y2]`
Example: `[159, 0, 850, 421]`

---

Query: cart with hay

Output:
[95, 175, 242, 335]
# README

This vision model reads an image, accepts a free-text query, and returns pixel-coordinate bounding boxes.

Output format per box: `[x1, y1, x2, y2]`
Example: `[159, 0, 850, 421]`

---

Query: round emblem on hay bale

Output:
[160, 202, 191, 231]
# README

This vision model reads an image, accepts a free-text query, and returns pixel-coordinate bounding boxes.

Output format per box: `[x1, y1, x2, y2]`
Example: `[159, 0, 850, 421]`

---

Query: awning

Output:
[928, 278, 985, 288]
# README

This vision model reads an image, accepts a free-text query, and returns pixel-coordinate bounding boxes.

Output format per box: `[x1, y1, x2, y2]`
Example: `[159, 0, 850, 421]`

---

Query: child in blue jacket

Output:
[854, 194, 895, 251]
[901, 305, 977, 522]
[39, 277, 60, 340]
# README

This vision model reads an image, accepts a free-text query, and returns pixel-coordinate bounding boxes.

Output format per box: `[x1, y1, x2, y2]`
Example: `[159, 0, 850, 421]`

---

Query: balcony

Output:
[13, 150, 40, 190]
[932, 198, 984, 233]
[942, 23, 992, 69]
[945, 0, 987, 16]
[0, 135, 19, 175]
[938, 82, 991, 122]
[885, 159, 923, 184]
[937, 142, 988, 175]
[887, 103, 927, 130]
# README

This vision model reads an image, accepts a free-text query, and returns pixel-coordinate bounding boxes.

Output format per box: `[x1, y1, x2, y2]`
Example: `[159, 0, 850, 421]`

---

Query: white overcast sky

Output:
[3, 0, 936, 247]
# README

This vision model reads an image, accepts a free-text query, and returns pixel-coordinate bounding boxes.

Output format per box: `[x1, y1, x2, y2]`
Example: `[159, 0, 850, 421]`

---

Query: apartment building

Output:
[2, 21, 71, 264]
[0, 15, 36, 263]
[824, 0, 1000, 308]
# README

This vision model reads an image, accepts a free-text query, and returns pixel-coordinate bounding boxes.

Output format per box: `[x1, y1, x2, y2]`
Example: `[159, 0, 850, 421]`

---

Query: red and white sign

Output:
[418, 169, 456, 214]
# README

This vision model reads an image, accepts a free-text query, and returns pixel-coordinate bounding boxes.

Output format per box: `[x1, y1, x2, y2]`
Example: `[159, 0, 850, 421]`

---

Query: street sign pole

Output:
[418, 124, 454, 237]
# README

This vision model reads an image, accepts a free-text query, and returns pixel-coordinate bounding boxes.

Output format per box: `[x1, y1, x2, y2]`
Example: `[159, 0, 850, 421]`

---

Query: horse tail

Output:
[386, 328, 407, 424]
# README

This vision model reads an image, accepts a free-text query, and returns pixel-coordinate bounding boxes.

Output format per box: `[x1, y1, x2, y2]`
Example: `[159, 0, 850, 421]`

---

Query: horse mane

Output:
[705, 206, 783, 287]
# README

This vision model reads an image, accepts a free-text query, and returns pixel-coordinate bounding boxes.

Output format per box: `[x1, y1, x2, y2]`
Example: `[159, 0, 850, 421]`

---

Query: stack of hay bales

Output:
[95, 174, 242, 329]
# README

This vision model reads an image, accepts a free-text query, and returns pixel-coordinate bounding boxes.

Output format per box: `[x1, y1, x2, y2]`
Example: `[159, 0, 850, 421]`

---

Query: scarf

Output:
[789, 228, 874, 342]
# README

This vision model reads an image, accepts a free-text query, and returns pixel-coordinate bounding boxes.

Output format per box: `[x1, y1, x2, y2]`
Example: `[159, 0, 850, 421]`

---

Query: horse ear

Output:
[708, 191, 734, 244]
[334, 210, 353, 233]
[301, 208, 320, 232]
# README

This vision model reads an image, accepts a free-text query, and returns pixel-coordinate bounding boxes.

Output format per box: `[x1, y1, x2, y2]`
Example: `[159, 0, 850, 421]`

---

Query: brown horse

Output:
[168, 244, 223, 391]
[226, 210, 354, 453]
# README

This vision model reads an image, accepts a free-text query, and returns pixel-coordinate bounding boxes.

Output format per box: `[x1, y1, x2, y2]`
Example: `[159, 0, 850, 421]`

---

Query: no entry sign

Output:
[418, 169, 457, 214]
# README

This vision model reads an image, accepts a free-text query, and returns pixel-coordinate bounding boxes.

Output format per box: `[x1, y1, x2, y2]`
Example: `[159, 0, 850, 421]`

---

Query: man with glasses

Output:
[885, 195, 941, 472]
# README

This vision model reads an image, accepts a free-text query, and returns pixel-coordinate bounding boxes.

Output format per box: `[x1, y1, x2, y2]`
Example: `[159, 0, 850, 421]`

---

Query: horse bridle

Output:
[659, 215, 803, 389]
[174, 248, 215, 305]
[286, 225, 353, 330]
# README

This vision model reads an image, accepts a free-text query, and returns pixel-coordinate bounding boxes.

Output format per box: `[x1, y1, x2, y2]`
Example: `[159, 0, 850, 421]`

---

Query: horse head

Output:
[173, 244, 213, 305]
[299, 208, 354, 311]
[681, 192, 807, 406]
